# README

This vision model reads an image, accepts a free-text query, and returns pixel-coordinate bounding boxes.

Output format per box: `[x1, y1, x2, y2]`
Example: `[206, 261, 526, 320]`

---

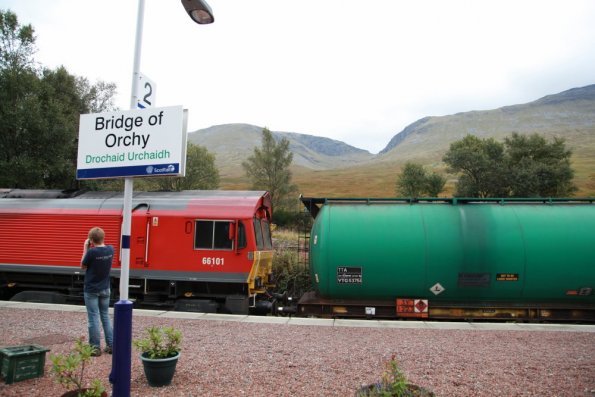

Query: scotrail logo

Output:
[154, 165, 175, 174]
[145, 164, 175, 174]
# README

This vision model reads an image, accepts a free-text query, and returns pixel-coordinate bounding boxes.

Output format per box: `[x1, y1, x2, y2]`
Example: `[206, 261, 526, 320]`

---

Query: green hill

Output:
[188, 123, 373, 183]
[189, 85, 595, 197]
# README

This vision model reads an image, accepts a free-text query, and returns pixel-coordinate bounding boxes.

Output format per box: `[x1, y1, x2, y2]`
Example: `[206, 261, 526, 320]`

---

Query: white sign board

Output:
[137, 74, 156, 109]
[76, 106, 186, 179]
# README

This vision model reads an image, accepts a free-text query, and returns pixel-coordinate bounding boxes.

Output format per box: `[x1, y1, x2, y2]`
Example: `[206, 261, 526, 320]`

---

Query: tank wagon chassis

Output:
[293, 197, 595, 322]
[296, 292, 595, 322]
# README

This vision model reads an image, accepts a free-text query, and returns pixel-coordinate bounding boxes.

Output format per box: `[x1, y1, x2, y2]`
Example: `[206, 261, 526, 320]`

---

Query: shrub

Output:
[356, 355, 435, 397]
[271, 246, 311, 298]
[50, 338, 106, 397]
[133, 326, 182, 359]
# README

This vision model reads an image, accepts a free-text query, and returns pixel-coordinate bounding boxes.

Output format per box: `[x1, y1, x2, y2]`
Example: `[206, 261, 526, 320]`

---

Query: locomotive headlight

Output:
[247, 251, 254, 261]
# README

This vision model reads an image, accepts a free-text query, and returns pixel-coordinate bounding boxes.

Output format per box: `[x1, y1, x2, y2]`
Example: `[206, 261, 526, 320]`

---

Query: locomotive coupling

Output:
[271, 293, 297, 316]
[270, 291, 287, 301]
[251, 300, 273, 315]
[276, 304, 297, 315]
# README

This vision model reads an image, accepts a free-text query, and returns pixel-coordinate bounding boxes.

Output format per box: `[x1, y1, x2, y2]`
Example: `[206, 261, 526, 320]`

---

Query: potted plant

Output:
[49, 338, 107, 397]
[356, 355, 435, 397]
[133, 325, 182, 387]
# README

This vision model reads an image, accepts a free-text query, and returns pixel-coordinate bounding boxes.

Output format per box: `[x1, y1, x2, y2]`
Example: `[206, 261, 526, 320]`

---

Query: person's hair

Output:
[88, 227, 105, 244]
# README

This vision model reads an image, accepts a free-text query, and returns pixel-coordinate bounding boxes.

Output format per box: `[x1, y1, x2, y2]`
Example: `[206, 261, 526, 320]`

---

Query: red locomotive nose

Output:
[0, 190, 275, 316]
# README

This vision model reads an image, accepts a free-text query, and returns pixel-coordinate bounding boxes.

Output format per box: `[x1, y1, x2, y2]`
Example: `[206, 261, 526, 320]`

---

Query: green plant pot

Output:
[139, 352, 180, 387]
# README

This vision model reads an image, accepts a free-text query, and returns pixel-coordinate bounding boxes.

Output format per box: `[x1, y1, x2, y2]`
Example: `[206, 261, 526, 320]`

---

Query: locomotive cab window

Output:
[253, 218, 273, 251]
[253, 219, 264, 250]
[195, 220, 239, 250]
[261, 219, 273, 250]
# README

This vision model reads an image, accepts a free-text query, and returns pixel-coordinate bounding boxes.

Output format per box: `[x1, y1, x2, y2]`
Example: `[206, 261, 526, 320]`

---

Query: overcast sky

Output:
[4, 0, 595, 153]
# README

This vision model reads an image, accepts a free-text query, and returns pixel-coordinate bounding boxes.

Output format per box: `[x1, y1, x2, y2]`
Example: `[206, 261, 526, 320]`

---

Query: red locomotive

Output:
[0, 189, 274, 314]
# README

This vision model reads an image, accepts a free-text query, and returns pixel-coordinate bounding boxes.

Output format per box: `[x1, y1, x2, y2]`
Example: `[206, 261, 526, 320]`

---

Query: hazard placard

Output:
[396, 298, 429, 318]
[430, 283, 445, 295]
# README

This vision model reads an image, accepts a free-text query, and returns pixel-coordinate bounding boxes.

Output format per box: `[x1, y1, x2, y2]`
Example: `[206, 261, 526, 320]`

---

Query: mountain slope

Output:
[379, 85, 595, 161]
[188, 123, 373, 176]
[187, 85, 595, 196]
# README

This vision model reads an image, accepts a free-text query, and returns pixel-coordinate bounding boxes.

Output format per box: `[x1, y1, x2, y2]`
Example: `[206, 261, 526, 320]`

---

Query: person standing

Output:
[81, 227, 114, 356]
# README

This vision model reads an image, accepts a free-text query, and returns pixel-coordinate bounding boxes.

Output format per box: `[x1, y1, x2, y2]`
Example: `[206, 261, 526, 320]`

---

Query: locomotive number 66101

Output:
[202, 257, 224, 266]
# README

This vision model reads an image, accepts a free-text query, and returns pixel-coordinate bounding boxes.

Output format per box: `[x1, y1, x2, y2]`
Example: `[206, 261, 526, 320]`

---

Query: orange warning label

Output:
[396, 298, 429, 318]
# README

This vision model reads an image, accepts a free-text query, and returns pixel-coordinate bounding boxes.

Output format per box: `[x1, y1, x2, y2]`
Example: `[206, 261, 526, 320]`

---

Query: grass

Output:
[220, 151, 592, 198]
[214, 102, 595, 198]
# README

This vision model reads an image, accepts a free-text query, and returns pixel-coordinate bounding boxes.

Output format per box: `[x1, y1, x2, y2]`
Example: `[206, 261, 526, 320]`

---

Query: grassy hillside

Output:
[373, 85, 595, 197]
[204, 85, 595, 198]
[188, 123, 373, 180]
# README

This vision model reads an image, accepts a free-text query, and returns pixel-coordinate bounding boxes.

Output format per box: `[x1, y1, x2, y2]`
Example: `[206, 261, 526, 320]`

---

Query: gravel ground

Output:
[0, 306, 594, 397]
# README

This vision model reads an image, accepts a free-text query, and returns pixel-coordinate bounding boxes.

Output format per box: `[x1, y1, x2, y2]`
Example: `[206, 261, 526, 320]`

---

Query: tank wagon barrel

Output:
[298, 196, 595, 321]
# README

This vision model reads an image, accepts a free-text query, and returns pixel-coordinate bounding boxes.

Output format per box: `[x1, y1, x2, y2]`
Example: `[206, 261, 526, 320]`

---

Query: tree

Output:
[504, 133, 576, 197]
[152, 143, 219, 191]
[0, 10, 36, 71]
[396, 162, 427, 197]
[425, 173, 447, 197]
[0, 10, 117, 189]
[242, 127, 297, 210]
[587, 174, 595, 195]
[77, 78, 117, 114]
[0, 10, 40, 187]
[396, 162, 446, 197]
[443, 135, 508, 197]
[443, 133, 576, 198]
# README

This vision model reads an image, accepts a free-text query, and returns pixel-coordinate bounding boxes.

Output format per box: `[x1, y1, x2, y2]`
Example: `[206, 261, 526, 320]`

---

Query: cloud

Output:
[4, 0, 595, 153]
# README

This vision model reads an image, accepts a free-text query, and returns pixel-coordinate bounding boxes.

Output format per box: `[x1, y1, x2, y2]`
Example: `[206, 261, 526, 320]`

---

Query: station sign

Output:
[76, 106, 187, 179]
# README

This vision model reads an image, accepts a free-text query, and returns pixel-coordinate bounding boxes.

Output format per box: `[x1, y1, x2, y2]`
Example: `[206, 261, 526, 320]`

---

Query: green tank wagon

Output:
[299, 198, 595, 321]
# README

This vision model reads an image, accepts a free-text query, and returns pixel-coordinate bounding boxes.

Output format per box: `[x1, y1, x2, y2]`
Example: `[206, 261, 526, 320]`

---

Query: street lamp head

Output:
[181, 0, 215, 24]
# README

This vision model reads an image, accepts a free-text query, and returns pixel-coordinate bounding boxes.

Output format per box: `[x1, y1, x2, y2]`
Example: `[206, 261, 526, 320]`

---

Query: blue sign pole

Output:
[109, 299, 132, 391]
[111, 1, 144, 396]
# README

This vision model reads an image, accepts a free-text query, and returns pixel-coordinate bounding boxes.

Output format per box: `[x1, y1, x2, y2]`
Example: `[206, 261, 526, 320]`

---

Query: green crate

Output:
[0, 344, 50, 384]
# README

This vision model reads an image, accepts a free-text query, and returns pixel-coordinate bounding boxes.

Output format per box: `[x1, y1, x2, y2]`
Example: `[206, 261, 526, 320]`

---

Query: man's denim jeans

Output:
[84, 289, 113, 349]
